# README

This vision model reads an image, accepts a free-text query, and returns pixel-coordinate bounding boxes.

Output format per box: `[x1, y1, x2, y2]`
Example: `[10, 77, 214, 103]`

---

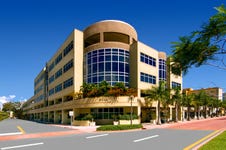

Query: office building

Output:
[23, 20, 182, 125]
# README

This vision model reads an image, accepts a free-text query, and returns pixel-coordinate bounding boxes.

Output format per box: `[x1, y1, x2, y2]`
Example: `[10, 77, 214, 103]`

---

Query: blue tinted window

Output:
[119, 76, 124, 81]
[93, 77, 97, 83]
[93, 64, 97, 73]
[92, 57, 97, 63]
[99, 76, 104, 82]
[140, 52, 156, 67]
[112, 62, 118, 71]
[105, 62, 111, 71]
[112, 55, 118, 61]
[84, 48, 129, 86]
[119, 56, 124, 61]
[99, 56, 104, 62]
[140, 72, 156, 84]
[99, 63, 104, 72]
[119, 63, 124, 72]
[105, 55, 111, 61]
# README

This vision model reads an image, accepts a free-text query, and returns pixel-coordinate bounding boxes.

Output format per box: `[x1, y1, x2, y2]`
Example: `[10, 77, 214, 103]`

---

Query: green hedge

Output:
[0, 111, 9, 121]
[97, 124, 143, 131]
[119, 114, 138, 120]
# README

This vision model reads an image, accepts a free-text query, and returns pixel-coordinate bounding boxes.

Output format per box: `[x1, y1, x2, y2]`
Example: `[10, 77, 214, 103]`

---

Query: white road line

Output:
[133, 135, 159, 143]
[0, 132, 22, 136]
[1, 142, 44, 150]
[86, 134, 109, 139]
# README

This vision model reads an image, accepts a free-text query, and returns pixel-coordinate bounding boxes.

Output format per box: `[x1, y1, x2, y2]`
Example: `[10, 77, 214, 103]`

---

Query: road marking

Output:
[0, 132, 22, 136]
[86, 134, 109, 139]
[1, 142, 44, 150]
[17, 126, 25, 134]
[183, 130, 221, 150]
[133, 135, 159, 143]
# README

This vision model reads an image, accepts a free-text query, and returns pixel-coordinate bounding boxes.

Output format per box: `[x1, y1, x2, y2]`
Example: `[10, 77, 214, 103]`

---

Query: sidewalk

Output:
[51, 124, 99, 133]
[143, 116, 226, 130]
[52, 116, 226, 132]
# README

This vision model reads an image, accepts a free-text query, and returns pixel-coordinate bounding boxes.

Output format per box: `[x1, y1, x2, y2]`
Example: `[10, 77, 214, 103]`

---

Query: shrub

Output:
[97, 124, 143, 131]
[0, 111, 9, 121]
[75, 114, 93, 121]
[119, 114, 138, 120]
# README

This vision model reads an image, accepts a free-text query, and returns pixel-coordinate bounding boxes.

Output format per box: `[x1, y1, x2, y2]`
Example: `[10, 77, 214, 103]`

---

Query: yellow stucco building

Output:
[23, 20, 182, 125]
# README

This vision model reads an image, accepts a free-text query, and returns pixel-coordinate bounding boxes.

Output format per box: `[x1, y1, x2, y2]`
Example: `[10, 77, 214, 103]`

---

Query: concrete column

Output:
[170, 106, 173, 121]
[181, 107, 185, 121]
[137, 106, 141, 123]
[155, 106, 158, 124]
[62, 110, 71, 125]
[100, 32, 104, 43]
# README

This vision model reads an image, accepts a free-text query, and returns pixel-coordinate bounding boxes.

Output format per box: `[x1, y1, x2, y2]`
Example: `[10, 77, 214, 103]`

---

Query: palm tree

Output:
[193, 91, 205, 119]
[146, 81, 168, 125]
[198, 91, 210, 118]
[172, 87, 182, 122]
[182, 93, 194, 121]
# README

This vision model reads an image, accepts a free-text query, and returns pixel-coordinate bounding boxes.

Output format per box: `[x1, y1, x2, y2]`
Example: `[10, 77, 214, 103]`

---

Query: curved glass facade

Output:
[159, 59, 166, 81]
[84, 48, 129, 86]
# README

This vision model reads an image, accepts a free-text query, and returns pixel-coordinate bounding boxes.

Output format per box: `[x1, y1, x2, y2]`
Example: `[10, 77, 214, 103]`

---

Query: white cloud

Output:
[0, 95, 17, 110]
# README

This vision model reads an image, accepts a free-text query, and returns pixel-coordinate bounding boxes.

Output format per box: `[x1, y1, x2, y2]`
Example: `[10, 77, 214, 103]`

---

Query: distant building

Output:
[184, 87, 223, 101]
[223, 93, 226, 101]
[23, 20, 182, 125]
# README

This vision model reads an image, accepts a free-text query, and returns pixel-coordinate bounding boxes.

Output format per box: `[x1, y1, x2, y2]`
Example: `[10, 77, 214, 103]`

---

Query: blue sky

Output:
[0, 0, 225, 105]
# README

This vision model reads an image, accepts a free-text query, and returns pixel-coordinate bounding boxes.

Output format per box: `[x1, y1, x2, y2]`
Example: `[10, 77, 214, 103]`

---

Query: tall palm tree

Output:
[182, 93, 194, 121]
[193, 93, 204, 120]
[197, 91, 210, 118]
[146, 81, 168, 125]
[172, 87, 182, 122]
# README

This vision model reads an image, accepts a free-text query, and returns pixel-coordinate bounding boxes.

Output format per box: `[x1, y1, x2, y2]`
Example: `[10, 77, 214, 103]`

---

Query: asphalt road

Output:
[0, 119, 217, 150]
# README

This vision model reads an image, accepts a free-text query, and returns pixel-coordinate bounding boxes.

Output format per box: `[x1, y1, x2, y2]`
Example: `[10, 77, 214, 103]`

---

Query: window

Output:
[140, 72, 156, 84]
[84, 48, 129, 86]
[159, 59, 166, 81]
[49, 75, 54, 84]
[55, 83, 62, 93]
[55, 68, 62, 79]
[63, 41, 73, 56]
[49, 88, 54, 96]
[48, 62, 55, 72]
[63, 59, 73, 73]
[63, 77, 73, 89]
[35, 74, 44, 86]
[172, 82, 181, 90]
[91, 107, 123, 119]
[55, 53, 62, 65]
[140, 53, 156, 67]
[34, 84, 44, 95]
[35, 95, 44, 103]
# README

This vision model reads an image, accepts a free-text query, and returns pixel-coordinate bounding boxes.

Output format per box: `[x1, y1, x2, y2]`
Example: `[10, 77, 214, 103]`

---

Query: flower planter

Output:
[73, 120, 96, 126]
[113, 121, 119, 125]
[89, 121, 96, 126]
[119, 119, 140, 125]
[73, 120, 90, 126]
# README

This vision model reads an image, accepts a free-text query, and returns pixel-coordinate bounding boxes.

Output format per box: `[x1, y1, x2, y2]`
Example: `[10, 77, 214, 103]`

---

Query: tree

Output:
[193, 91, 208, 120]
[2, 102, 23, 119]
[197, 91, 210, 118]
[172, 87, 182, 122]
[171, 5, 226, 75]
[2, 102, 15, 112]
[145, 81, 168, 125]
[182, 93, 195, 121]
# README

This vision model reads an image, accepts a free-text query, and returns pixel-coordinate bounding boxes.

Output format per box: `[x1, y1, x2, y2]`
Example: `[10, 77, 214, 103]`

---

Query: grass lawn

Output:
[97, 124, 143, 131]
[199, 131, 226, 150]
